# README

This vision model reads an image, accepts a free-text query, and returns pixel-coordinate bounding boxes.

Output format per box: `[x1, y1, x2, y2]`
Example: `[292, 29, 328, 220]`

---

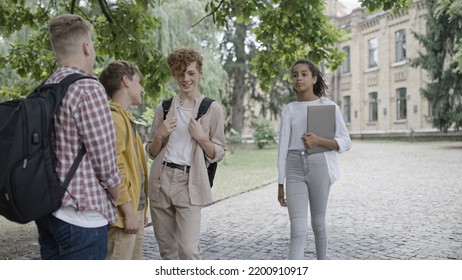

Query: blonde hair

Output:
[48, 14, 92, 57]
[166, 48, 203, 77]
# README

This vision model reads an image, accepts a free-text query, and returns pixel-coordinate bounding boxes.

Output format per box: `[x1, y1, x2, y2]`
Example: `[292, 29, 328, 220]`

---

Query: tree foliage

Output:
[435, 0, 462, 74]
[202, 0, 415, 93]
[412, 0, 462, 132]
[153, 0, 228, 101]
[0, 0, 170, 101]
[1, 0, 416, 114]
[202, 0, 347, 92]
[0, 0, 230, 103]
[359, 0, 412, 12]
[200, 0, 414, 131]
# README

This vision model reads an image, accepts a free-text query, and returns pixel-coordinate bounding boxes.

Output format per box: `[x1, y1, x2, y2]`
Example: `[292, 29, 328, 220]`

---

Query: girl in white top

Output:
[277, 59, 352, 259]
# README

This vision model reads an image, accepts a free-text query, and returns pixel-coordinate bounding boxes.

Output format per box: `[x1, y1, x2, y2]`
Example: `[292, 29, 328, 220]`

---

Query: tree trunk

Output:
[231, 72, 246, 134]
[230, 23, 247, 134]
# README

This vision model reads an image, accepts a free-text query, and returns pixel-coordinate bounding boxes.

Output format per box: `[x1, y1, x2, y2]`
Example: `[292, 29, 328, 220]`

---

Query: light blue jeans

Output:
[286, 150, 331, 260]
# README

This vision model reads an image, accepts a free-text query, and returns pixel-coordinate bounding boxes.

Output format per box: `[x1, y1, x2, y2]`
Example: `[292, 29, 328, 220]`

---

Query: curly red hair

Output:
[167, 48, 203, 77]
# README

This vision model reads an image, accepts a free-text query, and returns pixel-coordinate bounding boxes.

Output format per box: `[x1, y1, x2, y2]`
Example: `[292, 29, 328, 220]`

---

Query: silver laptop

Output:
[306, 105, 336, 154]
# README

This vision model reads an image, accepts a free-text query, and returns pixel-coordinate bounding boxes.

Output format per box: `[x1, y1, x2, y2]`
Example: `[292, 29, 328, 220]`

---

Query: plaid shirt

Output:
[46, 66, 121, 223]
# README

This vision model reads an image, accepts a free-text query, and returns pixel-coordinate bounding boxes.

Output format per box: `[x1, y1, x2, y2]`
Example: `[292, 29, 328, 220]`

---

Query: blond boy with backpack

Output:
[33, 14, 121, 260]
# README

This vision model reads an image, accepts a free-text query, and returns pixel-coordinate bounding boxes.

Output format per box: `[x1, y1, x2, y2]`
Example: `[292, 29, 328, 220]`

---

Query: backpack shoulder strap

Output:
[62, 145, 86, 188]
[50, 73, 96, 114]
[162, 97, 173, 120]
[196, 97, 215, 120]
[161, 96, 214, 120]
[57, 73, 96, 100]
[59, 73, 95, 88]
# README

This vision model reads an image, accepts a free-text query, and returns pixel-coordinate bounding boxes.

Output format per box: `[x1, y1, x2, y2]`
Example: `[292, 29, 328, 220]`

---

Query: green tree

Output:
[199, 0, 414, 133]
[154, 0, 228, 101]
[1, 0, 414, 117]
[220, 22, 254, 134]
[359, 0, 412, 11]
[412, 0, 462, 132]
[0, 0, 170, 100]
[433, 0, 462, 75]
[202, 0, 346, 93]
[202, 0, 414, 93]
[0, 0, 228, 102]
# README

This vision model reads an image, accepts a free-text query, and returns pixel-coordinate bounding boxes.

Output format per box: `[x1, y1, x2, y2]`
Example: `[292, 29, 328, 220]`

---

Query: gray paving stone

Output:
[141, 141, 462, 260]
[17, 140, 460, 261]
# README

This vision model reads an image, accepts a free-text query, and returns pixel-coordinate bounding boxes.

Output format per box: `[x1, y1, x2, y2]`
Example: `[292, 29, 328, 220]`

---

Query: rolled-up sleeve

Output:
[145, 104, 164, 160]
[205, 103, 226, 163]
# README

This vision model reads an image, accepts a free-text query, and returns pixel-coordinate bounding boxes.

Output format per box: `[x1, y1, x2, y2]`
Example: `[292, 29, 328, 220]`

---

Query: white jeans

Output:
[286, 150, 331, 260]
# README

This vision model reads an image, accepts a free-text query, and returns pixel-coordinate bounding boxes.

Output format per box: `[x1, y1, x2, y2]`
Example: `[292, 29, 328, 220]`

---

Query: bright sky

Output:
[340, 0, 361, 12]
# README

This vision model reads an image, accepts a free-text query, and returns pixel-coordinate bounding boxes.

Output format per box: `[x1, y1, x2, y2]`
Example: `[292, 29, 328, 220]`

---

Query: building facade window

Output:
[369, 92, 378, 122]
[368, 38, 378, 68]
[342, 46, 350, 73]
[343, 96, 351, 123]
[395, 29, 406, 62]
[396, 88, 407, 120]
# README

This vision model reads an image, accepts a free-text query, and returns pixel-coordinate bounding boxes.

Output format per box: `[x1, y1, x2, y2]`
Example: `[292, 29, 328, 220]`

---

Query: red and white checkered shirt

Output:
[46, 66, 121, 223]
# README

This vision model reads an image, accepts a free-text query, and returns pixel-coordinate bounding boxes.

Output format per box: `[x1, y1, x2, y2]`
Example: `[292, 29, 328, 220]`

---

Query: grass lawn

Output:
[210, 143, 278, 203]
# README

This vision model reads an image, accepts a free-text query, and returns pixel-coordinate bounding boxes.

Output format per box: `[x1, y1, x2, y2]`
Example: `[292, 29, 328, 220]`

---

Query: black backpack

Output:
[162, 97, 218, 188]
[0, 73, 94, 224]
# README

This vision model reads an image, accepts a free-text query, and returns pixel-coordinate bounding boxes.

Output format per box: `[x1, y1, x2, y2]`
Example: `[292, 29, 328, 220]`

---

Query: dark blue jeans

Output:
[35, 214, 108, 260]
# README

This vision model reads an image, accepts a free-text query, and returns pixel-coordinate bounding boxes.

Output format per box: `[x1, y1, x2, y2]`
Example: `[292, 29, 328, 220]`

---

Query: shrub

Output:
[226, 128, 242, 154]
[251, 118, 277, 149]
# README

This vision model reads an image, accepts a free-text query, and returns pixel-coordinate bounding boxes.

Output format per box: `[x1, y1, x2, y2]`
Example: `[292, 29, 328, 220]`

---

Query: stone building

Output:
[326, 0, 461, 140]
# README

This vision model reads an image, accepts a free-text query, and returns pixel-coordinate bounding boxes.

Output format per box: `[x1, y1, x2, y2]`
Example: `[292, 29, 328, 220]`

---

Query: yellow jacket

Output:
[109, 102, 148, 228]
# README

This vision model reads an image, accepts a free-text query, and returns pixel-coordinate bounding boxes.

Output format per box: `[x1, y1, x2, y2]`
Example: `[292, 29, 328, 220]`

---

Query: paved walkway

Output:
[142, 141, 462, 260]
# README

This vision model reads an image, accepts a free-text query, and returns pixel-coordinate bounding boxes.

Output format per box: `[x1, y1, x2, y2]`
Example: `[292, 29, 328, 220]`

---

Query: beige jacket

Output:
[146, 95, 226, 206]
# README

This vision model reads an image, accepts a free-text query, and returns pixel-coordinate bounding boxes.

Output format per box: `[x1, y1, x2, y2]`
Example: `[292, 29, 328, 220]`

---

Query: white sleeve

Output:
[277, 104, 291, 184]
[333, 104, 352, 154]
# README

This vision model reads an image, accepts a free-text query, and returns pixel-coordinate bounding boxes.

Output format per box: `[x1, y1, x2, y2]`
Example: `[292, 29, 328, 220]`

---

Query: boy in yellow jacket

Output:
[99, 61, 149, 259]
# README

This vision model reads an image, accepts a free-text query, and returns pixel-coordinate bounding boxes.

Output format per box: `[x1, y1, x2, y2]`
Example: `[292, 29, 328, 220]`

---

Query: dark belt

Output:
[163, 161, 190, 173]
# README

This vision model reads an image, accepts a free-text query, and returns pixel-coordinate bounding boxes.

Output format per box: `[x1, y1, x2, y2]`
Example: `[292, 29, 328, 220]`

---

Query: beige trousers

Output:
[150, 166, 202, 260]
[106, 210, 145, 260]
[131, 210, 146, 260]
